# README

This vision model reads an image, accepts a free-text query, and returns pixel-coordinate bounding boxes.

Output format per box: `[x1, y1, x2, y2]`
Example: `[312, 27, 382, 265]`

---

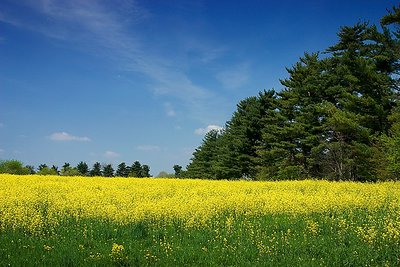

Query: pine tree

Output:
[77, 161, 89, 176]
[173, 165, 182, 178]
[102, 164, 114, 177]
[140, 165, 151, 177]
[116, 162, 129, 177]
[217, 94, 267, 179]
[319, 22, 397, 181]
[130, 161, 142, 177]
[186, 129, 222, 179]
[90, 162, 102, 176]
[276, 53, 327, 179]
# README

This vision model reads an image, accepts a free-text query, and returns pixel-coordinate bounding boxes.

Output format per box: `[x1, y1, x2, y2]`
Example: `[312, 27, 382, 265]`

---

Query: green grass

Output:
[1, 208, 399, 266]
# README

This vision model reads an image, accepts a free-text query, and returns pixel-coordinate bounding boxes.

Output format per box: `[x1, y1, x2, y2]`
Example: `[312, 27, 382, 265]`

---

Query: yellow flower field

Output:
[1, 174, 399, 232]
[1, 174, 400, 266]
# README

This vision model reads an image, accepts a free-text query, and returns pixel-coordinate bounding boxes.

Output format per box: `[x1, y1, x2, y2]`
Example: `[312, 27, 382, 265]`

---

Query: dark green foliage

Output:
[130, 161, 142, 177]
[37, 166, 58, 175]
[38, 164, 48, 171]
[186, 129, 222, 179]
[60, 163, 71, 176]
[90, 162, 102, 177]
[102, 164, 114, 177]
[173, 165, 182, 178]
[60, 162, 80, 176]
[51, 165, 59, 175]
[0, 160, 154, 178]
[76, 161, 89, 176]
[36, 164, 59, 175]
[125, 161, 152, 177]
[186, 10, 400, 181]
[25, 165, 36, 174]
[381, 5, 400, 29]
[140, 164, 151, 177]
[0, 160, 31, 175]
[116, 162, 129, 177]
[220, 93, 272, 179]
[375, 106, 400, 180]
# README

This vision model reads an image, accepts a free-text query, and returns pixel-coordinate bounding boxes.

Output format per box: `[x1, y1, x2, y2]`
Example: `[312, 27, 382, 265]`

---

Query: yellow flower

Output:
[110, 243, 126, 263]
[356, 226, 377, 245]
[0, 174, 399, 232]
[43, 245, 52, 251]
[306, 220, 319, 235]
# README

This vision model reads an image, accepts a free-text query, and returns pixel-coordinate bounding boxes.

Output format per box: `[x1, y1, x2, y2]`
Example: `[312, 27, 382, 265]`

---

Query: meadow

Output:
[0, 174, 399, 266]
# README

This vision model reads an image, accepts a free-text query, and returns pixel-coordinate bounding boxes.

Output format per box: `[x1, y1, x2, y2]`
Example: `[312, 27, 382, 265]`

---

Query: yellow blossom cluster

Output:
[0, 174, 399, 235]
[109, 243, 127, 263]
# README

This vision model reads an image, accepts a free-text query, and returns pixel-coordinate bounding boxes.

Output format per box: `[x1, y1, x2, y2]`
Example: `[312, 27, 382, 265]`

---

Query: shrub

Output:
[0, 160, 31, 175]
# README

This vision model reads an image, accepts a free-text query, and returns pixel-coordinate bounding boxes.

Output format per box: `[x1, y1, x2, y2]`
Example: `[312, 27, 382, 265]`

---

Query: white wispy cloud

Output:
[194, 124, 223, 135]
[49, 132, 91, 142]
[0, 1, 216, 108]
[137, 145, 161, 152]
[0, 123, 4, 128]
[103, 150, 120, 158]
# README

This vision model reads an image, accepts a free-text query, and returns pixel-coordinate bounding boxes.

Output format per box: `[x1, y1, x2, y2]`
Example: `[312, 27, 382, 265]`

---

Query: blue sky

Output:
[0, 0, 397, 175]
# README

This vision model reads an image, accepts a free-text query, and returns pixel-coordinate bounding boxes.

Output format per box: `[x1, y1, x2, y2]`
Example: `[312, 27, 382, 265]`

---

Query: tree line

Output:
[184, 6, 400, 181]
[0, 160, 151, 177]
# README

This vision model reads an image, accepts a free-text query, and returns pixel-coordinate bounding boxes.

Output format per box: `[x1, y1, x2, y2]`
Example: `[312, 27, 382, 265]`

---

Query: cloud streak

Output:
[0, 0, 238, 128]
[194, 124, 223, 135]
[0, 0, 215, 108]
[49, 132, 91, 142]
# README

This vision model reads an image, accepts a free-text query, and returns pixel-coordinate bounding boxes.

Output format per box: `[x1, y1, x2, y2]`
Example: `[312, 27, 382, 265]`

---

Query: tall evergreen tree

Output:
[77, 161, 89, 176]
[140, 165, 151, 177]
[116, 162, 129, 177]
[102, 164, 114, 177]
[60, 163, 71, 176]
[377, 5, 400, 180]
[173, 165, 182, 178]
[216, 94, 269, 179]
[130, 161, 142, 177]
[275, 53, 327, 179]
[186, 129, 222, 179]
[90, 162, 102, 176]
[319, 22, 396, 181]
